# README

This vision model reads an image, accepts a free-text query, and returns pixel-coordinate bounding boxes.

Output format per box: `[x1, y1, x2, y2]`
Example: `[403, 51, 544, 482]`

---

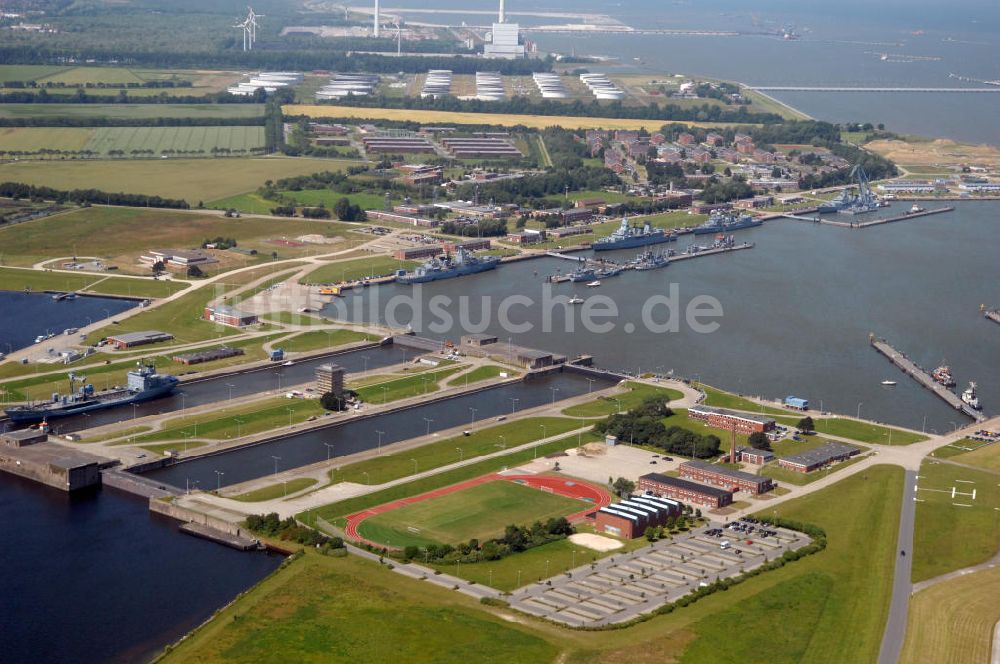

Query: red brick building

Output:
[687, 405, 775, 434]
[638, 473, 733, 509]
[678, 461, 774, 495]
[595, 495, 682, 539]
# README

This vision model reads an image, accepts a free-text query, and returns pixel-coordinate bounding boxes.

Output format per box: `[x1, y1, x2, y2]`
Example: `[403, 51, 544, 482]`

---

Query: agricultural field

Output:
[911, 459, 1000, 583]
[287, 105, 735, 131]
[0, 126, 265, 157]
[0, 65, 241, 93]
[0, 104, 266, 120]
[0, 206, 356, 271]
[901, 566, 1000, 664]
[356, 480, 585, 548]
[0, 157, 357, 202]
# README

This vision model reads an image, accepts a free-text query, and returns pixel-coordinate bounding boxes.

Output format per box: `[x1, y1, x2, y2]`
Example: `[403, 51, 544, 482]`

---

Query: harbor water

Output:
[0, 291, 137, 354]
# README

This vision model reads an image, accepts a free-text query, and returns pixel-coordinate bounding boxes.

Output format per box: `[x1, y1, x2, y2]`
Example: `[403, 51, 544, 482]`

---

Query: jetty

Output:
[671, 241, 754, 262]
[869, 335, 986, 422]
[779, 206, 953, 228]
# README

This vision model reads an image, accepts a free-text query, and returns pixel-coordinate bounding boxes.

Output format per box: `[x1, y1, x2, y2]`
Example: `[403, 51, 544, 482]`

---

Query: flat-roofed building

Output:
[638, 473, 733, 508]
[687, 404, 776, 434]
[203, 305, 258, 328]
[316, 363, 345, 396]
[679, 460, 774, 495]
[779, 442, 861, 473]
[106, 330, 174, 350]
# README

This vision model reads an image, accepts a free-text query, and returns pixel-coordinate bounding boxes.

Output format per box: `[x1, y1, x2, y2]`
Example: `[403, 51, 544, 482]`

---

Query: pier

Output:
[869, 336, 986, 422]
[749, 86, 1000, 93]
[780, 206, 953, 228]
[671, 241, 754, 262]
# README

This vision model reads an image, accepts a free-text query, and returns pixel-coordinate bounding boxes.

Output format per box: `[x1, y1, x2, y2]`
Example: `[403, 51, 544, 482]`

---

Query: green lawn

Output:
[697, 383, 790, 417]
[445, 365, 517, 387]
[264, 311, 328, 326]
[278, 329, 373, 353]
[931, 439, 1000, 468]
[139, 440, 207, 455]
[562, 381, 683, 417]
[681, 574, 833, 664]
[760, 455, 869, 487]
[231, 478, 317, 502]
[301, 431, 601, 524]
[354, 366, 464, 405]
[126, 397, 326, 445]
[300, 256, 419, 284]
[157, 552, 559, 664]
[357, 480, 584, 548]
[280, 189, 387, 211]
[0, 267, 188, 298]
[813, 418, 926, 445]
[329, 416, 581, 486]
[911, 459, 1000, 583]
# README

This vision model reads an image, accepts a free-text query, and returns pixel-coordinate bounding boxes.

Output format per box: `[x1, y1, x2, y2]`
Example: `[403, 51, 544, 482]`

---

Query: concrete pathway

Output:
[345, 543, 502, 601]
[911, 549, 1000, 595]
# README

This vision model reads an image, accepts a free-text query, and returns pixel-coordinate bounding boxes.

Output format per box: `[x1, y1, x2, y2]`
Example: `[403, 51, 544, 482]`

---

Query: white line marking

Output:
[952, 486, 956, 498]
[956, 480, 976, 484]
[913, 498, 925, 502]
[953, 503, 973, 507]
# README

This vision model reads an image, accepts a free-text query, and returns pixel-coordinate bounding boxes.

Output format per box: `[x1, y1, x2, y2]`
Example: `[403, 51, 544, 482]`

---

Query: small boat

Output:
[282, 360, 295, 367]
[568, 295, 584, 304]
[881, 380, 897, 386]
[586, 280, 601, 288]
[908, 204, 925, 214]
[932, 365, 956, 388]
[962, 382, 981, 410]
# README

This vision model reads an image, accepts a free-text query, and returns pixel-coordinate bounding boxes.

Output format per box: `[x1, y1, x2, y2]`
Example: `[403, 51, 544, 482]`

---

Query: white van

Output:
[720, 540, 731, 550]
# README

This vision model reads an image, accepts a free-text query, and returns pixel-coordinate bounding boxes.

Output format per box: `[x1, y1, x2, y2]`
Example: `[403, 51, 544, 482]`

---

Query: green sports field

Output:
[356, 480, 585, 548]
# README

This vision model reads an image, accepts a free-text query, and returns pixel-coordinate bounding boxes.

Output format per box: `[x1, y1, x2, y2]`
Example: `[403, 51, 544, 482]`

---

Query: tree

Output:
[797, 416, 815, 433]
[612, 477, 636, 498]
[320, 391, 348, 411]
[644, 526, 657, 542]
[403, 545, 420, 560]
[150, 260, 165, 276]
[747, 431, 771, 451]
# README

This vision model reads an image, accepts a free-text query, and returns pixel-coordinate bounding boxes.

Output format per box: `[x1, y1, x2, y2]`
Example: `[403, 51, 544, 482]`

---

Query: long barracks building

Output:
[638, 473, 734, 509]
[679, 460, 774, 495]
[687, 404, 776, 434]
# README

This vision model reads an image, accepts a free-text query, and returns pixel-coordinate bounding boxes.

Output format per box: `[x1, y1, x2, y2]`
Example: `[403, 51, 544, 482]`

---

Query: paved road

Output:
[878, 469, 917, 664]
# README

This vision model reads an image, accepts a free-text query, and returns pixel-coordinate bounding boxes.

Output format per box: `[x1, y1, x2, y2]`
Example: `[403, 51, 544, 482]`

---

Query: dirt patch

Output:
[568, 533, 624, 552]
[866, 138, 1000, 169]
[297, 234, 344, 245]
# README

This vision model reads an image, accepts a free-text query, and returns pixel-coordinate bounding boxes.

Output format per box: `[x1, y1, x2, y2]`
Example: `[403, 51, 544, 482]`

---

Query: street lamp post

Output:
[226, 383, 234, 401]
[271, 455, 281, 477]
[325, 442, 335, 460]
[510, 397, 519, 414]
[613, 398, 622, 414]
[362, 471, 370, 484]
[550, 387, 559, 404]
[235, 417, 244, 437]
[215, 470, 224, 492]
[456, 447, 463, 462]
[423, 418, 434, 436]
[375, 429, 385, 455]
[469, 407, 477, 429]
[361, 355, 370, 375]
[381, 385, 388, 404]
[857, 402, 863, 419]
[497, 435, 505, 450]
[287, 407, 293, 428]
[410, 458, 418, 474]
[586, 377, 595, 394]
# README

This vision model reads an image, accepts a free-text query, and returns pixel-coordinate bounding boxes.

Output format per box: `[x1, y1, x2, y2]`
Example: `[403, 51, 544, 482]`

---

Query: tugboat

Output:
[568, 266, 597, 283]
[593, 216, 675, 252]
[4, 363, 179, 423]
[962, 382, 981, 410]
[932, 365, 957, 388]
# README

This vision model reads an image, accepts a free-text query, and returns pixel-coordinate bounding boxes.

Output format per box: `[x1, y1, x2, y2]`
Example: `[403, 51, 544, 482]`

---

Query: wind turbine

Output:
[233, 16, 251, 51]
[392, 22, 402, 55]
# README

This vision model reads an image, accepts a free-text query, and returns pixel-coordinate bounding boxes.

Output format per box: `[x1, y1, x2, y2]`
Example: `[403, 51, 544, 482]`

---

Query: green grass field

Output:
[329, 416, 581, 487]
[231, 478, 317, 502]
[277, 329, 373, 353]
[445, 365, 514, 387]
[938, 439, 1000, 470]
[760, 455, 869, 486]
[0, 103, 265, 120]
[911, 459, 1000, 583]
[0, 206, 352, 269]
[300, 256, 418, 284]
[812, 417, 926, 445]
[901, 565, 1000, 664]
[354, 366, 464, 405]
[357, 480, 585, 548]
[697, 383, 790, 416]
[0, 156, 357, 202]
[680, 574, 833, 664]
[0, 266, 188, 298]
[280, 189, 386, 211]
[562, 381, 683, 417]
[0, 126, 265, 156]
[157, 552, 558, 664]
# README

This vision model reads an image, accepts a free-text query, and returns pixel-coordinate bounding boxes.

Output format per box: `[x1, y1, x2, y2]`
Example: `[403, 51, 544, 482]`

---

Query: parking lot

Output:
[508, 520, 809, 627]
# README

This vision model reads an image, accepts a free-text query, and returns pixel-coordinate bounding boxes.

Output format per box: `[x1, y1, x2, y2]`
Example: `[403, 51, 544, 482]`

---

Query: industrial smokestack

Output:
[498, 0, 506, 24]
[374, 0, 381, 38]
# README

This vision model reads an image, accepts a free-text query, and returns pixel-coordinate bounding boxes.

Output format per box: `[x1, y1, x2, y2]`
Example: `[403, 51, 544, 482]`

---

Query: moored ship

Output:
[396, 247, 500, 284]
[593, 217, 675, 252]
[4, 363, 179, 423]
[692, 210, 763, 235]
[932, 365, 956, 387]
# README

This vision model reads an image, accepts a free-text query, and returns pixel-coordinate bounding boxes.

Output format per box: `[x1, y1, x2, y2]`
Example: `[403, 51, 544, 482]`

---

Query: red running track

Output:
[344, 473, 612, 548]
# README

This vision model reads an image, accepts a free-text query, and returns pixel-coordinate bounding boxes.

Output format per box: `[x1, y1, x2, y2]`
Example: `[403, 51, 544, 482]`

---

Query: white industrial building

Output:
[483, 0, 524, 59]
[579, 73, 624, 100]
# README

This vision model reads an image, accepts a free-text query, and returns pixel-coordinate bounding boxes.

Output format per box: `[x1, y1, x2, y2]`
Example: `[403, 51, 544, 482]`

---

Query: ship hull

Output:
[397, 262, 498, 284]
[5, 382, 178, 423]
[593, 234, 673, 252]
[692, 220, 763, 235]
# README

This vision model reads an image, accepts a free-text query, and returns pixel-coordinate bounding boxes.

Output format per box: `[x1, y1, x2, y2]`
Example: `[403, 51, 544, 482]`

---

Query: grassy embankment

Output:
[352, 366, 464, 405]
[445, 365, 516, 387]
[231, 478, 318, 502]
[299, 256, 418, 284]
[562, 381, 684, 418]
[0, 266, 188, 299]
[277, 329, 373, 353]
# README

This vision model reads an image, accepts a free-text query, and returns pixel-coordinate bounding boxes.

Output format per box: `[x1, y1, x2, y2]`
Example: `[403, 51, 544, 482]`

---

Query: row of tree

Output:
[593, 396, 723, 459]
[0, 182, 189, 209]
[244, 512, 345, 550]
[403, 517, 574, 564]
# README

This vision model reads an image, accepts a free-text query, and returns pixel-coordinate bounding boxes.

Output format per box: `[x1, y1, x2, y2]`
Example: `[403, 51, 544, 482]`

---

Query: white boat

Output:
[282, 360, 295, 366]
[962, 382, 981, 410]
[881, 380, 897, 386]
[586, 280, 601, 288]
[908, 204, 925, 214]
[569, 295, 584, 304]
